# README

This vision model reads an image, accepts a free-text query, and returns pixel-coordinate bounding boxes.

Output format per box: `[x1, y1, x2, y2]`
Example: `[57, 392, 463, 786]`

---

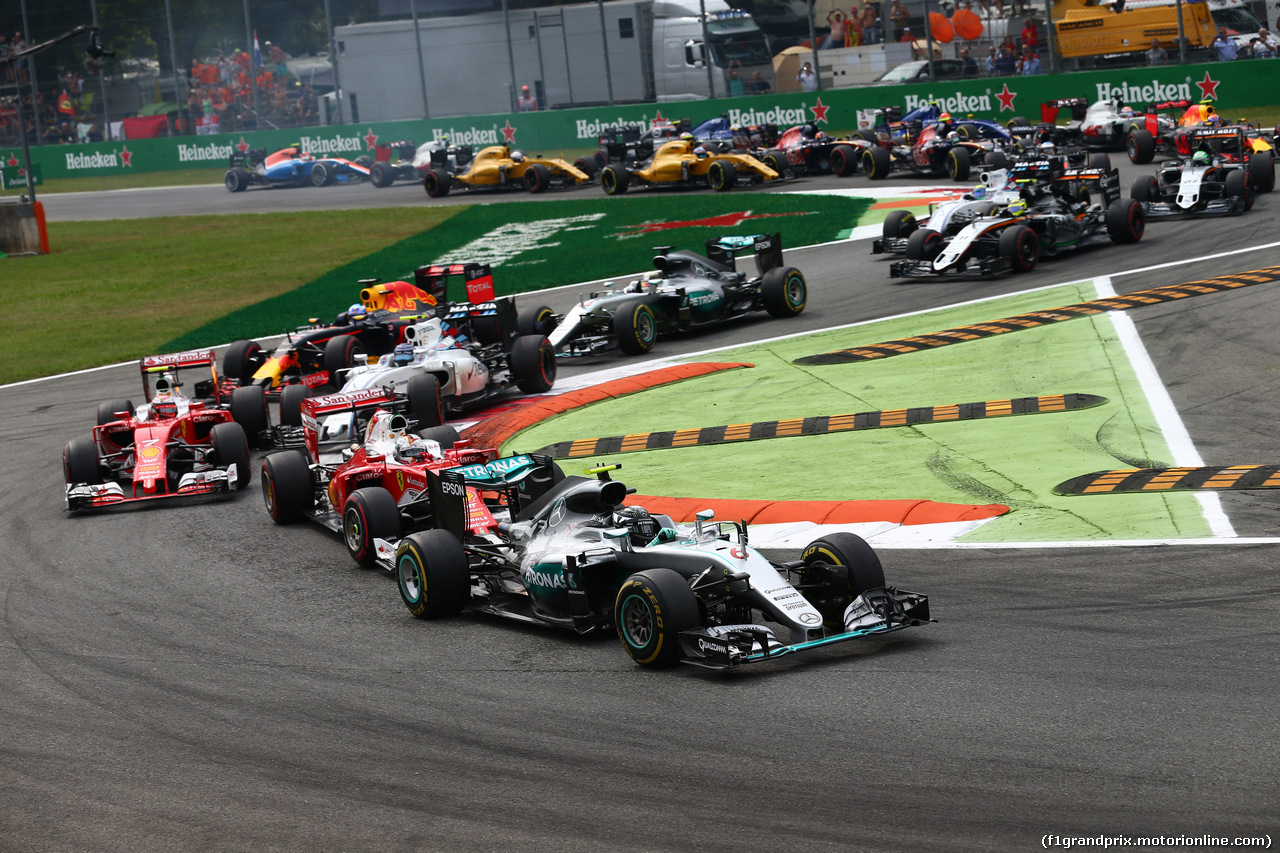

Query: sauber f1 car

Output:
[599, 135, 778, 194]
[1131, 127, 1261, 218]
[889, 159, 1145, 279]
[386, 464, 932, 670]
[423, 144, 590, 197]
[224, 145, 372, 192]
[63, 350, 268, 511]
[260, 389, 556, 567]
[535, 232, 805, 357]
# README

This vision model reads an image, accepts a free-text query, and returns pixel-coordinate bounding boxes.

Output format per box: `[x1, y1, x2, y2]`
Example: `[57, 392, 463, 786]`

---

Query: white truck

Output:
[333, 0, 775, 122]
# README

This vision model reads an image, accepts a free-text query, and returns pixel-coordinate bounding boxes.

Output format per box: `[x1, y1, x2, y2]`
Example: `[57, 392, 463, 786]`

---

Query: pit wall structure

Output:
[2, 60, 1268, 181]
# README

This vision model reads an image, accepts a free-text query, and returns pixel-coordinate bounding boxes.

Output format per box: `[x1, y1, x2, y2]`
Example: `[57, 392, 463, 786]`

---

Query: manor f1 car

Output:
[1131, 127, 1261, 218]
[536, 232, 806, 357]
[224, 145, 372, 192]
[63, 350, 266, 510]
[388, 464, 932, 670]
[423, 144, 590, 197]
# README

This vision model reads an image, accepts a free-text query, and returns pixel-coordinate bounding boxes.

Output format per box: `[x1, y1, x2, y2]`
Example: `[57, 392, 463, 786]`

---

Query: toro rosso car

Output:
[224, 145, 372, 192]
[1131, 127, 1263, 218]
[387, 463, 932, 670]
[260, 390, 556, 567]
[889, 159, 1145, 279]
[854, 106, 989, 182]
[284, 262, 557, 426]
[536, 232, 805, 357]
[423, 144, 590, 197]
[599, 135, 778, 194]
[222, 279, 440, 399]
[63, 350, 268, 511]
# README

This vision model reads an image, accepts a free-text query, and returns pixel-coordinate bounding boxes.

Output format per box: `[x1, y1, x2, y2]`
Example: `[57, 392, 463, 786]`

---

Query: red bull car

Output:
[63, 350, 268, 511]
[224, 145, 372, 192]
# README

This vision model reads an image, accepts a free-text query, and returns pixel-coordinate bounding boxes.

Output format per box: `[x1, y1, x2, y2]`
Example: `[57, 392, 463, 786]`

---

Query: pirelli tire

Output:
[322, 335, 365, 386]
[261, 449, 314, 524]
[946, 146, 971, 181]
[999, 224, 1040, 272]
[223, 339, 264, 385]
[761, 267, 807, 318]
[1127, 129, 1156, 165]
[224, 167, 251, 192]
[309, 162, 332, 187]
[600, 165, 630, 195]
[615, 568, 702, 669]
[707, 160, 738, 191]
[1225, 169, 1255, 211]
[397, 529, 471, 619]
[209, 421, 251, 489]
[369, 162, 395, 188]
[906, 227, 944, 261]
[1106, 198, 1146, 244]
[573, 156, 598, 179]
[418, 425, 460, 451]
[229, 385, 270, 448]
[424, 169, 452, 197]
[278, 383, 310, 427]
[96, 399, 134, 426]
[761, 152, 786, 177]
[343, 486, 402, 568]
[801, 532, 885, 628]
[522, 162, 551, 193]
[1131, 175, 1160, 202]
[517, 305, 556, 337]
[406, 373, 444, 429]
[981, 149, 1010, 172]
[1248, 150, 1275, 193]
[509, 335, 557, 394]
[861, 145, 892, 180]
[830, 144, 859, 177]
[1088, 152, 1112, 171]
[612, 301, 657, 355]
[64, 436, 102, 485]
[882, 210, 918, 243]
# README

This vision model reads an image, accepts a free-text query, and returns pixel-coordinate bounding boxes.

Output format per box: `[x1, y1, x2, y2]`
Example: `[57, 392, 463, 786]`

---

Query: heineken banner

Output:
[3, 59, 1275, 182]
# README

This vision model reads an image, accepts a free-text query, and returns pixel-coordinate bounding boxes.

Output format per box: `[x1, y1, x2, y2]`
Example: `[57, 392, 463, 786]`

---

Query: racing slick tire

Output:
[418, 425, 460, 450]
[1088, 152, 1112, 171]
[261, 449, 314, 524]
[905, 227, 944, 261]
[1131, 175, 1160, 202]
[761, 152, 786, 177]
[354, 155, 374, 168]
[1248, 151, 1274, 193]
[397, 529, 470, 619]
[229, 384, 270, 447]
[981, 149, 1010, 172]
[600, 165, 630, 195]
[278, 383, 310, 427]
[406, 373, 444, 429]
[946, 146, 971, 181]
[210, 421, 251, 489]
[424, 169, 451, 197]
[96, 399, 134, 426]
[595, 149, 610, 169]
[223, 340, 264, 385]
[957, 123, 980, 140]
[615, 568, 701, 669]
[64, 436, 102, 485]
[573, 157, 598, 179]
[612, 301, 657, 355]
[1006, 116, 1030, 130]
[707, 160, 738, 191]
[310, 162, 332, 187]
[343, 486, 402, 568]
[761, 266, 807, 318]
[369, 162, 395, 188]
[830, 144, 859, 177]
[517, 305, 556, 337]
[523, 163, 551, 193]
[224, 167, 251, 193]
[1225, 170, 1256, 211]
[882, 210, 918, 243]
[509, 335, 557, 394]
[861, 145, 892, 180]
[1105, 198, 1146, 244]
[323, 335, 365, 386]
[999, 225, 1040, 272]
[1127, 129, 1156, 165]
[801, 533, 885, 628]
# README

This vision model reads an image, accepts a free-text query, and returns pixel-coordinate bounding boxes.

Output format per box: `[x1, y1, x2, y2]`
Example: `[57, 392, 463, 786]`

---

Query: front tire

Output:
[261, 450, 314, 524]
[310, 162, 331, 187]
[905, 227, 943, 261]
[615, 569, 701, 668]
[830, 144, 858, 177]
[707, 160, 738, 191]
[1106, 198, 1145, 244]
[509, 335, 557, 394]
[522, 162, 551, 193]
[229, 385, 269, 447]
[761, 266, 807, 317]
[601, 165, 629, 195]
[344, 486, 402, 568]
[209, 421, 251, 489]
[999, 224, 1039, 272]
[1131, 175, 1159, 202]
[1225, 169, 1255, 211]
[801, 533, 885, 628]
[517, 305, 555, 337]
[1248, 151, 1274, 193]
[397, 529, 471, 618]
[407, 373, 444, 429]
[64, 436, 101, 485]
[862, 145, 891, 180]
[1127, 129, 1155, 164]
[612, 301, 657, 355]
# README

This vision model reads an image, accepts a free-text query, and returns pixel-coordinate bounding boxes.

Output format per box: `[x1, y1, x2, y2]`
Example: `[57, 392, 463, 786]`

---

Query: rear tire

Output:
[229, 385, 269, 447]
[424, 169, 451, 197]
[64, 437, 101, 485]
[397, 529, 471, 618]
[279, 383, 310, 427]
[509, 335, 557, 394]
[1105, 198, 1146, 244]
[418, 425, 460, 450]
[830, 144, 858, 177]
[761, 267, 807, 317]
[1088, 152, 1112, 170]
[322, 335, 364, 386]
[882, 210, 918, 242]
[612, 301, 657, 355]
[946, 146, 971, 181]
[344, 486, 402, 568]
[1127, 129, 1155, 164]
[406, 373, 444, 429]
[223, 340, 263, 385]
[982, 149, 1009, 172]
[96, 399, 134, 426]
[615, 569, 701, 668]
[224, 167, 250, 192]
[261, 450, 314, 524]
[369, 162, 394, 188]
[601, 165, 629, 195]
[210, 421, 251, 489]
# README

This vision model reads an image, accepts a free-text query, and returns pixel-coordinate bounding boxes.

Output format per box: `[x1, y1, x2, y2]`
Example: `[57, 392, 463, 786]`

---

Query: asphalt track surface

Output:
[6, 167, 1279, 851]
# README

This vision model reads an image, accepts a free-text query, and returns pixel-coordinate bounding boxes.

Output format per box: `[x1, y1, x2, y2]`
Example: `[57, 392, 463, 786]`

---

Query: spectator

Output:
[985, 44, 999, 75]
[860, 3, 881, 44]
[889, 0, 910, 41]
[1256, 27, 1279, 55]
[748, 71, 772, 94]
[1146, 39, 1169, 65]
[517, 84, 538, 111]
[1019, 45, 1041, 74]
[995, 44, 1017, 75]
[798, 60, 818, 92]
[1021, 18, 1039, 50]
[727, 61, 745, 95]
[960, 47, 978, 78]
[1213, 29, 1239, 60]
[824, 10, 847, 48]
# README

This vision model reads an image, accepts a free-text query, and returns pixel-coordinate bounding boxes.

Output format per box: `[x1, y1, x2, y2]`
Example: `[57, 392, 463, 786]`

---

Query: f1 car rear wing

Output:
[1057, 166, 1121, 206]
[414, 262, 496, 305]
[1041, 97, 1089, 123]
[703, 232, 785, 275]
[299, 387, 399, 462]
[425, 454, 562, 539]
[1149, 98, 1192, 114]
[374, 140, 416, 161]
[139, 349, 219, 403]
[1183, 127, 1248, 157]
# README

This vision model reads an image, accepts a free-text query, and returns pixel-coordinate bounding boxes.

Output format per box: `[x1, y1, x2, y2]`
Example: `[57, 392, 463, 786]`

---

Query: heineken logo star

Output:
[809, 97, 830, 124]
[1195, 72, 1220, 100]
[501, 120, 517, 143]
[996, 83, 1018, 112]
[236, 137, 250, 153]
[364, 128, 379, 149]
[120, 145, 133, 167]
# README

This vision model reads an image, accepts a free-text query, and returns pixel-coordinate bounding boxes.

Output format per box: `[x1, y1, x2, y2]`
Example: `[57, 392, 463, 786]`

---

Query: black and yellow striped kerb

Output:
[534, 393, 1107, 459]
[795, 265, 1280, 365]
[1055, 465, 1280, 496]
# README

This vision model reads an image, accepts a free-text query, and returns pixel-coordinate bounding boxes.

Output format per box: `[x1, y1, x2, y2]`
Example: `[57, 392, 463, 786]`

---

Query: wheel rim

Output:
[264, 477, 277, 516]
[620, 595, 654, 648]
[344, 506, 364, 554]
[637, 310, 655, 344]
[786, 273, 805, 308]
[398, 555, 423, 602]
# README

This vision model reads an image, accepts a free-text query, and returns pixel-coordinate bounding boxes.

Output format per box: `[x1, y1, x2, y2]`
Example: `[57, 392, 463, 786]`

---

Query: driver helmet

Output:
[613, 505, 659, 547]
[510, 150, 525, 162]
[1119, 106, 1135, 119]
[970, 185, 988, 200]
[947, 131, 960, 140]
[679, 132, 695, 142]
[693, 145, 709, 159]
[1206, 114, 1223, 126]
[1039, 140, 1056, 154]
[1007, 199, 1028, 217]
[393, 342, 415, 366]
[347, 302, 368, 323]
[1193, 150, 1211, 165]
[801, 124, 816, 138]
[939, 112, 952, 123]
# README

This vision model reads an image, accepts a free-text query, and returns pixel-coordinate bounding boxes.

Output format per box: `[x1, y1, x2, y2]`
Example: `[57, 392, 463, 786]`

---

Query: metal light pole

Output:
[410, 0, 430, 118]
[597, 0, 615, 105]
[701, 0, 716, 96]
[90, 0, 110, 139]
[20, 0, 43, 146]
[164, 0, 187, 134]
[808, 0, 820, 91]
[924, 0, 936, 80]
[1044, 0, 1057, 73]
[502, 0, 518, 112]
[1176, 0, 1187, 64]
[323, 0, 344, 125]
[242, 0, 260, 128]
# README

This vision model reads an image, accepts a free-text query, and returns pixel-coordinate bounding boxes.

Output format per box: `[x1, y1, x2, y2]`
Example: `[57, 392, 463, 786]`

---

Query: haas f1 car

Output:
[387, 464, 933, 670]
[63, 350, 269, 511]
[535, 232, 805, 357]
